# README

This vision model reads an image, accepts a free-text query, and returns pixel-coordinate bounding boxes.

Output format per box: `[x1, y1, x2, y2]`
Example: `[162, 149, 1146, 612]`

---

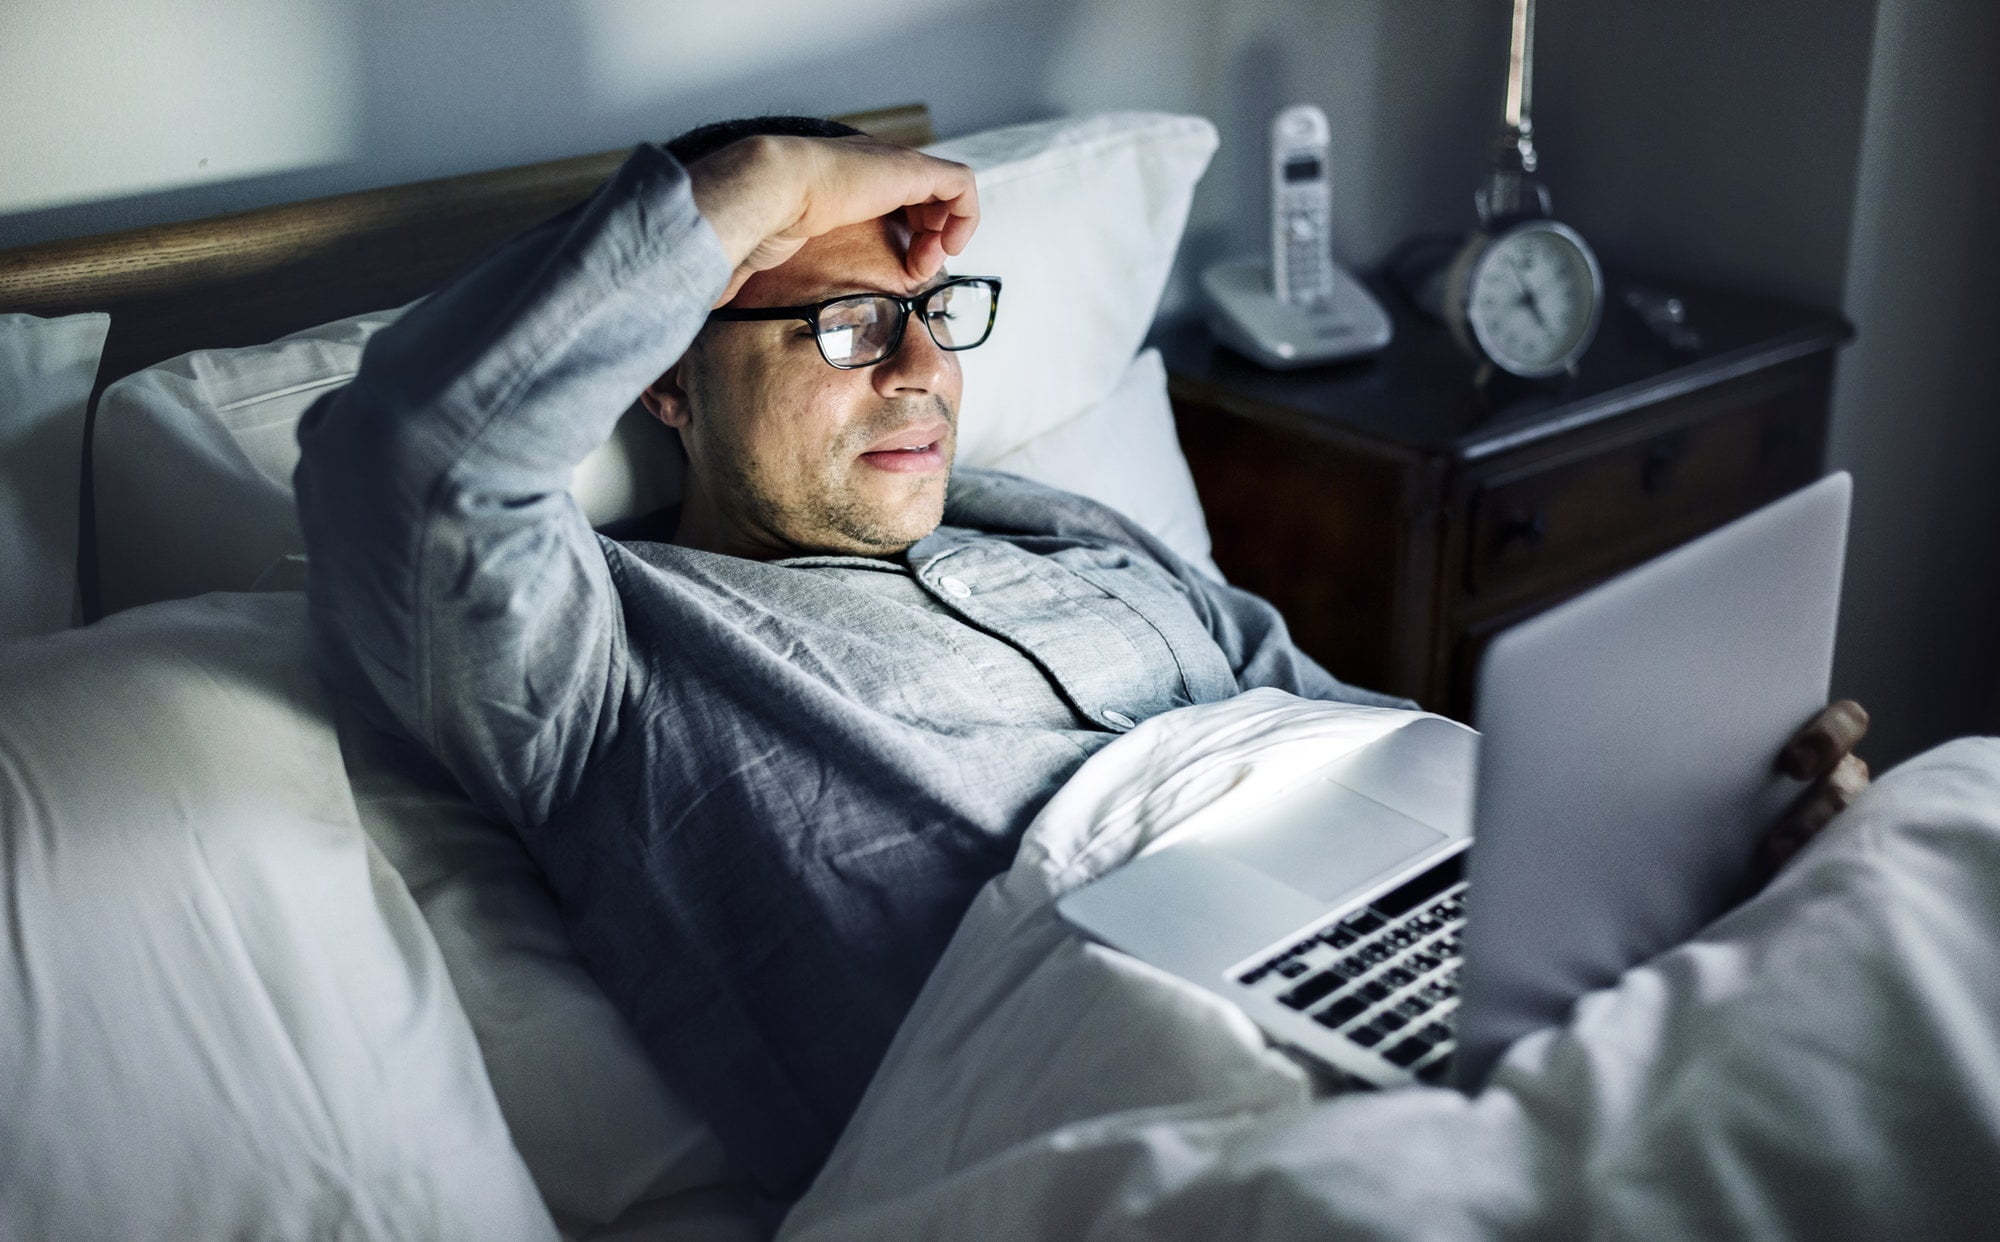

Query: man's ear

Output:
[640, 361, 693, 429]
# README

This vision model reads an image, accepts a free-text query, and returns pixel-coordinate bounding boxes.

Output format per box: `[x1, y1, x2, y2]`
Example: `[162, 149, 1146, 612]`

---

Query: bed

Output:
[5, 105, 2000, 1241]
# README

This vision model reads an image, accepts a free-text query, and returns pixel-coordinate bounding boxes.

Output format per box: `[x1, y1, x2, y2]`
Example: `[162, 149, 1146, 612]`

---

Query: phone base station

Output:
[1201, 257, 1393, 370]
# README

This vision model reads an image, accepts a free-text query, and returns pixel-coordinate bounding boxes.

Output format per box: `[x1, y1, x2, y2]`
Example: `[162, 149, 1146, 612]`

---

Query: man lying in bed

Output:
[293, 116, 1867, 1198]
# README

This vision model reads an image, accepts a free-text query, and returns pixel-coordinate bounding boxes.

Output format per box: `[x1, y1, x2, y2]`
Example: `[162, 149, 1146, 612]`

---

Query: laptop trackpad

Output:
[1203, 782, 1447, 904]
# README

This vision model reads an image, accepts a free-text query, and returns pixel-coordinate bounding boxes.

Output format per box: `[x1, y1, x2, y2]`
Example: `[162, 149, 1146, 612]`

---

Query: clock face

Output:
[1465, 221, 1603, 377]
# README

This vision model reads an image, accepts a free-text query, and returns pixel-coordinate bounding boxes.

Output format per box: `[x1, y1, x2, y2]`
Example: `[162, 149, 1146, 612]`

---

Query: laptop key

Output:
[1322, 926, 1358, 949]
[1383, 966, 1416, 988]
[1315, 996, 1367, 1028]
[1358, 980, 1391, 1003]
[1277, 959, 1309, 978]
[1347, 1023, 1387, 1048]
[1375, 1010, 1409, 1032]
[1350, 911, 1386, 934]
[1384, 1037, 1431, 1068]
[1279, 971, 1342, 1010]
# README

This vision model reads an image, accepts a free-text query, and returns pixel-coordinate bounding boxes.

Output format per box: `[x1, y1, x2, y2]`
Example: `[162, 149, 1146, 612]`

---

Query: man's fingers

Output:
[1760, 783, 1838, 875]
[935, 192, 979, 255]
[688, 134, 977, 281]
[794, 136, 978, 249]
[904, 231, 947, 283]
[1777, 699, 1870, 779]
[1829, 750, 1870, 799]
[1758, 751, 1872, 879]
[907, 200, 951, 235]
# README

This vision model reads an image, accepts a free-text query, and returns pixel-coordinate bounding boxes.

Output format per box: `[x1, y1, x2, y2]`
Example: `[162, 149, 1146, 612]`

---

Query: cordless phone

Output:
[1200, 103, 1393, 369]
[1271, 104, 1336, 306]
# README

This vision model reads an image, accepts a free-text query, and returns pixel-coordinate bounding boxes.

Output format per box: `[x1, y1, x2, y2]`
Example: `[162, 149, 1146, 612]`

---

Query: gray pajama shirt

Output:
[295, 142, 1402, 1195]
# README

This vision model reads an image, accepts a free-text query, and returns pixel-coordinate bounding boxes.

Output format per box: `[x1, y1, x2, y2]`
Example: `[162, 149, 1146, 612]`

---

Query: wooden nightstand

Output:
[1158, 273, 1853, 719]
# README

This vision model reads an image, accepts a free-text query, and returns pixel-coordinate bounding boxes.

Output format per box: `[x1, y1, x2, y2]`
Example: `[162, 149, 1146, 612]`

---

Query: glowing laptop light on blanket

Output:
[1058, 472, 1851, 1091]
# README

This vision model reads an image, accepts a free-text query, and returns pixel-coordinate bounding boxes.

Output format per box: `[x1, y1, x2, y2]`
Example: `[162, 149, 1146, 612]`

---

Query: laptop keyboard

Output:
[1233, 853, 1466, 1076]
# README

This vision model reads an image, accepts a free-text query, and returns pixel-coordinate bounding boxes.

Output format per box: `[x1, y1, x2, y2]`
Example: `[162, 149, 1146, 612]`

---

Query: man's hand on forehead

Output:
[687, 133, 978, 306]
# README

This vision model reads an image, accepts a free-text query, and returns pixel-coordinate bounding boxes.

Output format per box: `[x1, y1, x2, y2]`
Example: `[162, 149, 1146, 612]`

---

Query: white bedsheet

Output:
[0, 593, 556, 1241]
[784, 692, 2000, 1240]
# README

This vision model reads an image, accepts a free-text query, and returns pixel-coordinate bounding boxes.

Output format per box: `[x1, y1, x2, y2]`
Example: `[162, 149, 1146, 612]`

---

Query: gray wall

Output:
[1826, 0, 2000, 764]
[1181, 1, 1507, 284]
[5, 0, 1996, 761]
[1535, 0, 1879, 308]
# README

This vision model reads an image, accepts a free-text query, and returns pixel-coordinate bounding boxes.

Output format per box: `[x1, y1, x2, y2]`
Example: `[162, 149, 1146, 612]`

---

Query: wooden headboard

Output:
[0, 104, 932, 395]
[0, 103, 931, 620]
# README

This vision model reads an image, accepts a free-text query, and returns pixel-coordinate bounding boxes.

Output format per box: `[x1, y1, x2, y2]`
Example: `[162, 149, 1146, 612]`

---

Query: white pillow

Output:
[981, 348, 1223, 582]
[92, 112, 1217, 615]
[92, 306, 684, 615]
[0, 311, 106, 638]
[0, 593, 555, 1241]
[928, 112, 1217, 465]
[335, 709, 741, 1233]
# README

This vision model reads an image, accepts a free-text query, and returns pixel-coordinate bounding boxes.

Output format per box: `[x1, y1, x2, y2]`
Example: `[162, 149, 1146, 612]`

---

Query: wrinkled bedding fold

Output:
[785, 695, 2000, 1240]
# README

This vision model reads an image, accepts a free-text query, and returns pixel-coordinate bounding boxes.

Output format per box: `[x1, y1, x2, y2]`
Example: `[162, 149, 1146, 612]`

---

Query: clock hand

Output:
[1506, 267, 1549, 328]
[1521, 296, 1547, 329]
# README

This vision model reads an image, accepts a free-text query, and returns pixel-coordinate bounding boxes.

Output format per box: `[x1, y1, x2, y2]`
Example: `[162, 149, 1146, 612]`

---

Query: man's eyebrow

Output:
[798, 272, 955, 302]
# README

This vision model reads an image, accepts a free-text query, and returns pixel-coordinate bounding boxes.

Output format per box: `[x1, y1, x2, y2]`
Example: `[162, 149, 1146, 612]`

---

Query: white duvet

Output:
[9, 596, 2000, 1240]
[783, 692, 2000, 1240]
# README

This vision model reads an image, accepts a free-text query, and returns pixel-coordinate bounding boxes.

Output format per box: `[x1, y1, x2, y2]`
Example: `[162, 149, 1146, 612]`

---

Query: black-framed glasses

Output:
[707, 275, 1001, 369]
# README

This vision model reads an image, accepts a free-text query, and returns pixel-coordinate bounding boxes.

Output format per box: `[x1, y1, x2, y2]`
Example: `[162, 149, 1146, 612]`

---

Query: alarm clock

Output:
[1441, 0, 1605, 381]
[1441, 217, 1603, 380]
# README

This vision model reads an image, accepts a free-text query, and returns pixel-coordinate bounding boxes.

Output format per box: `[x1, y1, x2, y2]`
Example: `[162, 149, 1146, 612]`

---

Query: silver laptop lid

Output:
[1454, 471, 1851, 1088]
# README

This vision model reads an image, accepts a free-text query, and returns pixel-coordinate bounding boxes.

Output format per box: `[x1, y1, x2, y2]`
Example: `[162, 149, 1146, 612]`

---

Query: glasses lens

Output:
[818, 296, 901, 367]
[921, 280, 996, 351]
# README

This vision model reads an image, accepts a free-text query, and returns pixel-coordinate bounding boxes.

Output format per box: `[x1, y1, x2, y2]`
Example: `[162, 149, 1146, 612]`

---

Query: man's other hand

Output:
[1755, 699, 1871, 883]
[686, 133, 979, 304]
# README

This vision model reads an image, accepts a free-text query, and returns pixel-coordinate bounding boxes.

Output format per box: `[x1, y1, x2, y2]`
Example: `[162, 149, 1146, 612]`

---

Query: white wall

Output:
[2, 0, 1507, 277]
[1, 0, 1129, 245]
[0, 0, 363, 221]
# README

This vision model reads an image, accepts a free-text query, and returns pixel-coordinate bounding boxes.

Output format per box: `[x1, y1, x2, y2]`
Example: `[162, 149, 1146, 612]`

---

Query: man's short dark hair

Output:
[665, 115, 864, 167]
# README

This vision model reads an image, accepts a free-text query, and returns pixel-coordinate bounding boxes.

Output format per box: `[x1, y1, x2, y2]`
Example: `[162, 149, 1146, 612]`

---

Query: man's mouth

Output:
[857, 424, 949, 473]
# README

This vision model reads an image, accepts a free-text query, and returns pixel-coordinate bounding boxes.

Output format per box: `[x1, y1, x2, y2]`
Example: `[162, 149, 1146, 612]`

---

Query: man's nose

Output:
[873, 311, 954, 395]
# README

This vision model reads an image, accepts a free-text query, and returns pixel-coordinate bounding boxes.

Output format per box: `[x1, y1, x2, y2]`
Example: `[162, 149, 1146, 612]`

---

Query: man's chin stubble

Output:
[815, 468, 949, 556]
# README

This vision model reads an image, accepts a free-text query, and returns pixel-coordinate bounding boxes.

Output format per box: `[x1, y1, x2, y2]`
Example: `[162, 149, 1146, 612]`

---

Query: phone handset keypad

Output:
[1272, 107, 1336, 309]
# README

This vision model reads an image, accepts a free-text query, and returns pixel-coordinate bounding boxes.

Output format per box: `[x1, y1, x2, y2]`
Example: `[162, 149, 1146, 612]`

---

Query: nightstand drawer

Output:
[1463, 384, 1819, 606]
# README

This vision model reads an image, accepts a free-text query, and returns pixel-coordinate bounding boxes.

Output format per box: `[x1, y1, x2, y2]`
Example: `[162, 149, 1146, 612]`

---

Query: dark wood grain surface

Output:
[1157, 271, 1850, 463]
[1162, 271, 1851, 714]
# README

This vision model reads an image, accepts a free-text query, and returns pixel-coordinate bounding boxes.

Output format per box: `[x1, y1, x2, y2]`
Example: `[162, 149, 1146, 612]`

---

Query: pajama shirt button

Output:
[940, 576, 973, 598]
[1103, 709, 1136, 729]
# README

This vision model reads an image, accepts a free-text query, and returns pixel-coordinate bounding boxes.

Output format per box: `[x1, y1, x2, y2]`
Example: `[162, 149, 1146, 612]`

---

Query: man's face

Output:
[655, 216, 962, 559]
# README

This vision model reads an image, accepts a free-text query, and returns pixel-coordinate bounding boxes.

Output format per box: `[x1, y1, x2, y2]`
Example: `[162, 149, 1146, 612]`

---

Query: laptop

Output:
[1056, 471, 1851, 1091]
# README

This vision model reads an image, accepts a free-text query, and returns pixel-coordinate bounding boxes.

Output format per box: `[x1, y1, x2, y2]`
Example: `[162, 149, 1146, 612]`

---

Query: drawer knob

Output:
[1641, 441, 1685, 493]
[1497, 509, 1548, 552]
